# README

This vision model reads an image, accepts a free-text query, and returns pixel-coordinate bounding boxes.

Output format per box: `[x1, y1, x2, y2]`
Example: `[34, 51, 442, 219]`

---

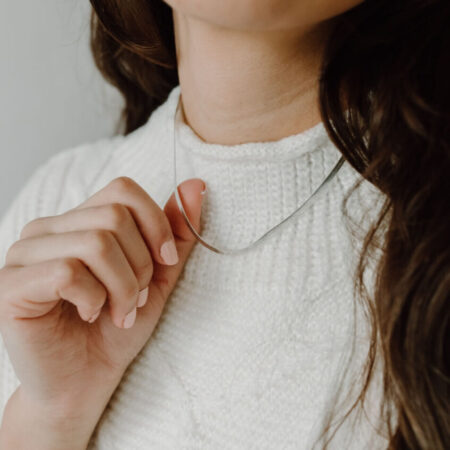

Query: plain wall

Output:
[0, 1, 123, 216]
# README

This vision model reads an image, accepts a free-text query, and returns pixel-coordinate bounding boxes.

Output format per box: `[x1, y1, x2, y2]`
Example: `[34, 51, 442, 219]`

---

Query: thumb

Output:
[144, 178, 205, 304]
[164, 178, 206, 244]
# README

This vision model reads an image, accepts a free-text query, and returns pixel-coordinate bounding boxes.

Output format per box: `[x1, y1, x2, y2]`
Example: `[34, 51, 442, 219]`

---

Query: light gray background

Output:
[0, 1, 123, 216]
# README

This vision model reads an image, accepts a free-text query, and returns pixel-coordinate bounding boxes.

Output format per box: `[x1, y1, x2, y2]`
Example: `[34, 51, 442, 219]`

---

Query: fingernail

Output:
[88, 308, 102, 323]
[200, 182, 207, 196]
[122, 307, 137, 329]
[137, 287, 149, 308]
[160, 240, 179, 265]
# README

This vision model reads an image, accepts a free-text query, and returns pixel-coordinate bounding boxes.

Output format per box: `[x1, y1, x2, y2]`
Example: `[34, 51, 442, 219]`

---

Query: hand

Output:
[0, 176, 205, 447]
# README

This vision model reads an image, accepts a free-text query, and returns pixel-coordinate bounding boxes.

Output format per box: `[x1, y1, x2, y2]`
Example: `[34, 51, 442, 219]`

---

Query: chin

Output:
[163, 0, 363, 31]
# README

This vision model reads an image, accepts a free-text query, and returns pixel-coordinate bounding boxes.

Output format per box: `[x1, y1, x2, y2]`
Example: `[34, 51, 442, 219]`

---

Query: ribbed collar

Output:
[157, 86, 344, 250]
[166, 85, 332, 163]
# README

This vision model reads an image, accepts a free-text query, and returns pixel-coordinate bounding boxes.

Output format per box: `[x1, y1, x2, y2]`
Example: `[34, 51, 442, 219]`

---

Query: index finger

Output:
[75, 176, 179, 266]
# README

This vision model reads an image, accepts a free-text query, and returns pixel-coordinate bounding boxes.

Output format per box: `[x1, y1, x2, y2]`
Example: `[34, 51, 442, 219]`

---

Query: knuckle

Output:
[53, 258, 82, 289]
[97, 288, 108, 304]
[19, 218, 42, 239]
[4, 240, 22, 265]
[109, 176, 137, 195]
[135, 260, 153, 287]
[79, 286, 107, 317]
[152, 215, 172, 241]
[153, 211, 172, 237]
[85, 229, 115, 257]
[122, 279, 139, 302]
[105, 203, 131, 230]
[91, 290, 107, 312]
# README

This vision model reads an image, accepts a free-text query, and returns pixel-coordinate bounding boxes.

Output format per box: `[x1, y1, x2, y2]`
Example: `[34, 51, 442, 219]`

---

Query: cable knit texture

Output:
[0, 85, 388, 449]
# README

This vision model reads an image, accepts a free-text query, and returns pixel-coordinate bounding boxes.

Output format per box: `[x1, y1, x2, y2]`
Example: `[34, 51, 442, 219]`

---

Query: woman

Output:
[0, 0, 448, 448]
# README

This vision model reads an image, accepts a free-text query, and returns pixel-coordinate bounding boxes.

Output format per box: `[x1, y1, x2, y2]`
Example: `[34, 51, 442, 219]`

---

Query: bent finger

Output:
[19, 203, 153, 291]
[0, 258, 107, 322]
[75, 177, 179, 266]
[5, 230, 140, 328]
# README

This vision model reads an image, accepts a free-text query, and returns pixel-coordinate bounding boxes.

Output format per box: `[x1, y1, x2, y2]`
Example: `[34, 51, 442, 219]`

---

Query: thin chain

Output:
[173, 95, 346, 255]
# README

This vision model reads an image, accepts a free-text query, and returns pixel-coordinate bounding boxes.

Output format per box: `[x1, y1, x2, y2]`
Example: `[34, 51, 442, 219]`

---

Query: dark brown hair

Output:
[89, 0, 449, 448]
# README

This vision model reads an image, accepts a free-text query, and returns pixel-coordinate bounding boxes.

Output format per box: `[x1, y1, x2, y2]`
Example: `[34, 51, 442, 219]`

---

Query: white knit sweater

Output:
[0, 85, 388, 449]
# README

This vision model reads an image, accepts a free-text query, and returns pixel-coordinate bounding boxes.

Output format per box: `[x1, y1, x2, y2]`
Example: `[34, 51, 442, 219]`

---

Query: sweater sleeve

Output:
[0, 136, 122, 423]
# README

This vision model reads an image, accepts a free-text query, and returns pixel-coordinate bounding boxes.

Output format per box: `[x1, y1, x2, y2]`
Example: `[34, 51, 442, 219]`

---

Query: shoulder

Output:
[0, 136, 113, 270]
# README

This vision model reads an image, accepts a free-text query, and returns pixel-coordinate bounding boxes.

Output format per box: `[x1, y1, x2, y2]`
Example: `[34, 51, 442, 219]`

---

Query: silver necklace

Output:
[173, 96, 346, 255]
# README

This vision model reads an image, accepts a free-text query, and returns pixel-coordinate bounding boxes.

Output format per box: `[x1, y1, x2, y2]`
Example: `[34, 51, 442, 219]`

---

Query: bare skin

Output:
[169, 0, 362, 145]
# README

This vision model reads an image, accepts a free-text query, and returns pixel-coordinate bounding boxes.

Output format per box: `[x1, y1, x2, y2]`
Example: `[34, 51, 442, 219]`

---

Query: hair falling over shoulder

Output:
[89, 0, 449, 448]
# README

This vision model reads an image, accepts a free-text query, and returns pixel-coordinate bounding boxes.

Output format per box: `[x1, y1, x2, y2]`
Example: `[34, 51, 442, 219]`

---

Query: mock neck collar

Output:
[166, 85, 331, 163]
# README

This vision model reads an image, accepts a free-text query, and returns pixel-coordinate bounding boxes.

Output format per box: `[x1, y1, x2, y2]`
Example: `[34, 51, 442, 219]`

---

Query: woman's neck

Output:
[173, 12, 333, 145]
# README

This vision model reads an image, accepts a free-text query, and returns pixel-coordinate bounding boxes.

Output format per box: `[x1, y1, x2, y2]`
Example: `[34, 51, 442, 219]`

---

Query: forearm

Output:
[0, 386, 109, 450]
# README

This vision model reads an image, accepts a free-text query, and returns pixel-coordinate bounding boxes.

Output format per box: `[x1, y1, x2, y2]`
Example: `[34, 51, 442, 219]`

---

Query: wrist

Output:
[0, 386, 98, 450]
